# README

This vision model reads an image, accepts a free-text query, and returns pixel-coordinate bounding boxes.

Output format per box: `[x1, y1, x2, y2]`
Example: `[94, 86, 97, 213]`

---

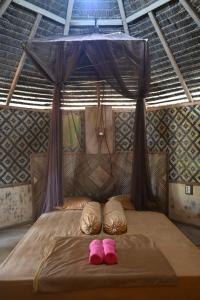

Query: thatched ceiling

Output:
[0, 0, 199, 110]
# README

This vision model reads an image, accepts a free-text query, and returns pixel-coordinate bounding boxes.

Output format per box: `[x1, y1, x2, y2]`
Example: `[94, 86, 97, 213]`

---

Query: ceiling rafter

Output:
[13, 0, 122, 27]
[6, 13, 42, 106]
[126, 0, 173, 23]
[72, 19, 122, 26]
[64, 0, 74, 35]
[116, 0, 129, 34]
[1, 0, 199, 110]
[13, 0, 65, 24]
[179, 0, 200, 27]
[148, 11, 193, 103]
[0, 0, 12, 17]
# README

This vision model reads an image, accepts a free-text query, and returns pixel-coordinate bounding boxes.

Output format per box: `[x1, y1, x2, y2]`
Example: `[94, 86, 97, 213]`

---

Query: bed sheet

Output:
[1, 210, 200, 300]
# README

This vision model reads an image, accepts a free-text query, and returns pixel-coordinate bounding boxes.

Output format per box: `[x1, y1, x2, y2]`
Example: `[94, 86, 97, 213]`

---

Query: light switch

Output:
[185, 185, 193, 195]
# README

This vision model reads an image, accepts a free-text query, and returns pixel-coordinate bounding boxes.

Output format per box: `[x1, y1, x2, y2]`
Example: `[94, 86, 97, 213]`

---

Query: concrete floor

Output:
[174, 222, 200, 248]
[0, 223, 31, 264]
[0, 221, 200, 265]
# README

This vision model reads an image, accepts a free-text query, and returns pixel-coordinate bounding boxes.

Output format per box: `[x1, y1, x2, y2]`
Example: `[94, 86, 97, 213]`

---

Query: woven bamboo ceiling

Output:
[0, 0, 200, 110]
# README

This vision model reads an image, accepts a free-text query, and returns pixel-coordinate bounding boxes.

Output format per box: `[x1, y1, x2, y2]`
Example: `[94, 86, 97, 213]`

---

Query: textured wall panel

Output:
[0, 104, 199, 187]
[0, 109, 50, 185]
[63, 111, 85, 152]
[115, 104, 200, 183]
[30, 152, 168, 218]
[0, 184, 32, 228]
[0, 109, 85, 185]
[169, 183, 200, 227]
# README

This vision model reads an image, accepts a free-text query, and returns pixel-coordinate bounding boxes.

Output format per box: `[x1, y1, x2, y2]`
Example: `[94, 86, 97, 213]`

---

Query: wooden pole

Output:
[0, 0, 12, 17]
[6, 13, 42, 106]
[179, 0, 200, 27]
[64, 0, 74, 35]
[148, 11, 193, 102]
[116, 0, 129, 34]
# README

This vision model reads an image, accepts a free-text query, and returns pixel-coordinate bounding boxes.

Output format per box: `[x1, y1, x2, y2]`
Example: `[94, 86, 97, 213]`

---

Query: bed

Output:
[0, 210, 200, 300]
[1, 209, 200, 300]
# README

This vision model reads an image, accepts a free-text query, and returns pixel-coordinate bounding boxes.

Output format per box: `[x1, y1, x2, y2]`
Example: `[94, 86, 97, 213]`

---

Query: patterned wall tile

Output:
[115, 111, 134, 151]
[0, 104, 199, 186]
[114, 105, 200, 183]
[0, 109, 50, 185]
[0, 109, 85, 185]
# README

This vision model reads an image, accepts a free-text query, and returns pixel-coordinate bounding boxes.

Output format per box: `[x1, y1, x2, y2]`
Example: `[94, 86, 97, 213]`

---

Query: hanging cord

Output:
[98, 93, 105, 153]
[102, 104, 114, 178]
[95, 81, 114, 178]
[70, 111, 82, 150]
[95, 81, 105, 153]
[70, 110, 94, 176]
[95, 81, 102, 153]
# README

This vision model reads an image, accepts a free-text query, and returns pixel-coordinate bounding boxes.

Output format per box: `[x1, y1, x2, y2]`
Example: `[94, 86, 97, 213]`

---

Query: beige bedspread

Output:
[1, 210, 200, 300]
[34, 235, 177, 293]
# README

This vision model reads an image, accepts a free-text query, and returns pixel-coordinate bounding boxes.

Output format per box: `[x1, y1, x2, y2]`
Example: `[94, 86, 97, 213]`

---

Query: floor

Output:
[174, 222, 200, 248]
[0, 221, 200, 264]
[0, 223, 32, 264]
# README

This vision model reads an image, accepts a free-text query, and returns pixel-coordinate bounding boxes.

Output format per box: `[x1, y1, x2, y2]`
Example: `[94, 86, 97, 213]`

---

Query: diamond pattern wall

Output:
[0, 104, 199, 186]
[0, 109, 50, 185]
[115, 105, 200, 183]
[0, 109, 85, 185]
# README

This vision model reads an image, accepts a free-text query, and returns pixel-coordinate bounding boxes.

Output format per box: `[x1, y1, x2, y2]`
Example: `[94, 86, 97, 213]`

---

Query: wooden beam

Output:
[13, 0, 65, 24]
[96, 19, 122, 26]
[148, 11, 193, 102]
[70, 19, 123, 26]
[64, 0, 74, 35]
[179, 0, 200, 27]
[6, 13, 42, 106]
[147, 99, 200, 111]
[116, 0, 129, 34]
[126, 0, 172, 23]
[13, 0, 122, 27]
[0, 0, 12, 17]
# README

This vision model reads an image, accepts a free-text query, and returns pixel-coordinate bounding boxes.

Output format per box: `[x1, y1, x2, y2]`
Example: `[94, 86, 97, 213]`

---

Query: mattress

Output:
[1, 210, 200, 300]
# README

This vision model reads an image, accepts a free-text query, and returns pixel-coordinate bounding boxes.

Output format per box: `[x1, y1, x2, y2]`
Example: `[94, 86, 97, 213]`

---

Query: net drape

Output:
[24, 33, 154, 216]
[131, 41, 153, 210]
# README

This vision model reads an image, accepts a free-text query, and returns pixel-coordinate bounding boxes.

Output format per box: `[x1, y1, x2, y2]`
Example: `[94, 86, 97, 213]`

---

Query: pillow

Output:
[103, 199, 127, 235]
[107, 194, 134, 210]
[80, 202, 102, 235]
[55, 196, 92, 210]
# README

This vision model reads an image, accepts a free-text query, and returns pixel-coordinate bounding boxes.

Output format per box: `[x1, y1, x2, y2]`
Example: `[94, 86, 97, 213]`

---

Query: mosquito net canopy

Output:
[24, 32, 154, 216]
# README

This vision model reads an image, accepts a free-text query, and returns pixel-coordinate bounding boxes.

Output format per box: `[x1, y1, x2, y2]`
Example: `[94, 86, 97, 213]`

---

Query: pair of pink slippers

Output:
[89, 239, 117, 265]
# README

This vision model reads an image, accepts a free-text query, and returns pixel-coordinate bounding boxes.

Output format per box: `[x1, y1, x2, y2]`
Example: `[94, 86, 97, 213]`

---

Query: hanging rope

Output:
[95, 81, 113, 177]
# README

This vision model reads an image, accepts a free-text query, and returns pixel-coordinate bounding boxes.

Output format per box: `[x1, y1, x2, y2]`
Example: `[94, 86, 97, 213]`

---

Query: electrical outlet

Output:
[185, 185, 193, 195]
